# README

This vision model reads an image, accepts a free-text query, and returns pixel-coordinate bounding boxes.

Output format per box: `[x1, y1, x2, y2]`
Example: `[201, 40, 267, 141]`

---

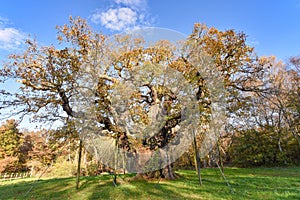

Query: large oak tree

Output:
[0, 17, 275, 182]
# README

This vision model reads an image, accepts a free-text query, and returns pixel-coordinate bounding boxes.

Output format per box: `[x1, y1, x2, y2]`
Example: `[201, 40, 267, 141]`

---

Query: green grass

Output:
[0, 167, 299, 200]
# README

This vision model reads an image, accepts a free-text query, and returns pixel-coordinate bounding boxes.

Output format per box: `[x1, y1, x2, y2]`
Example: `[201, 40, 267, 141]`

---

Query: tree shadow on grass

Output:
[0, 177, 77, 200]
[87, 178, 189, 200]
[1, 169, 299, 200]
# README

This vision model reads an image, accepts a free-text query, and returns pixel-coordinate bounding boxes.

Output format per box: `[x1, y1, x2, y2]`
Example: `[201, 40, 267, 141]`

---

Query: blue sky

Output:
[0, 0, 300, 62]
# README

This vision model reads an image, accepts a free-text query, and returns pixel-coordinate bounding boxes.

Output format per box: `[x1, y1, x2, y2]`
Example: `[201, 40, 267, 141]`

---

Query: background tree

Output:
[0, 119, 24, 172]
[228, 56, 300, 166]
[24, 130, 55, 174]
[0, 120, 22, 157]
[287, 55, 300, 146]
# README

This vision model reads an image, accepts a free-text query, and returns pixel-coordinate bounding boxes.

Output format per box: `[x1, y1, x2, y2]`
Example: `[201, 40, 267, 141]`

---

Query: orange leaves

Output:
[114, 42, 174, 70]
[56, 16, 95, 51]
[188, 22, 256, 90]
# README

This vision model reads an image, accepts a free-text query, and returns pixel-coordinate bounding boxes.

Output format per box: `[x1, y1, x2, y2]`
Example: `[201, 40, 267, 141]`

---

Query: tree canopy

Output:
[0, 17, 299, 179]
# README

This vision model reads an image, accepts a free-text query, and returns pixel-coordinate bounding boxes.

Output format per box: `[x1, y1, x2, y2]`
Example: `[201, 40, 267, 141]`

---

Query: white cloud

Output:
[0, 18, 25, 51]
[91, 0, 152, 32]
[92, 7, 138, 31]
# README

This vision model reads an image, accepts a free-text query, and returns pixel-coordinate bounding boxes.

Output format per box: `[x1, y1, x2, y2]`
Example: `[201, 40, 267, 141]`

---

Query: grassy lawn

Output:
[0, 167, 299, 200]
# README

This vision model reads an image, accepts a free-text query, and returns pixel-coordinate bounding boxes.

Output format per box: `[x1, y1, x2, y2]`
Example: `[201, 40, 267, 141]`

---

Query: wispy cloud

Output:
[115, 0, 147, 10]
[91, 0, 152, 32]
[0, 17, 25, 51]
[0, 16, 9, 27]
[248, 37, 260, 47]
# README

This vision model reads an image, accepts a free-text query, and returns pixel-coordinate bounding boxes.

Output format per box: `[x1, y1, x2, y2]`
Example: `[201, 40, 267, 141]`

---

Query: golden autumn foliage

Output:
[0, 16, 299, 174]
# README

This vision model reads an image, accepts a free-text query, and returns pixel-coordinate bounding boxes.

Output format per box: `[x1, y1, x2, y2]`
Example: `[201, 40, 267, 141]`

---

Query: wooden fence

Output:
[0, 172, 31, 181]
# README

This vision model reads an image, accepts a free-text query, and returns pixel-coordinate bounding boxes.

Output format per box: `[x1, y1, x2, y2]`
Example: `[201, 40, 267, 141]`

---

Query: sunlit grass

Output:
[0, 167, 299, 200]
